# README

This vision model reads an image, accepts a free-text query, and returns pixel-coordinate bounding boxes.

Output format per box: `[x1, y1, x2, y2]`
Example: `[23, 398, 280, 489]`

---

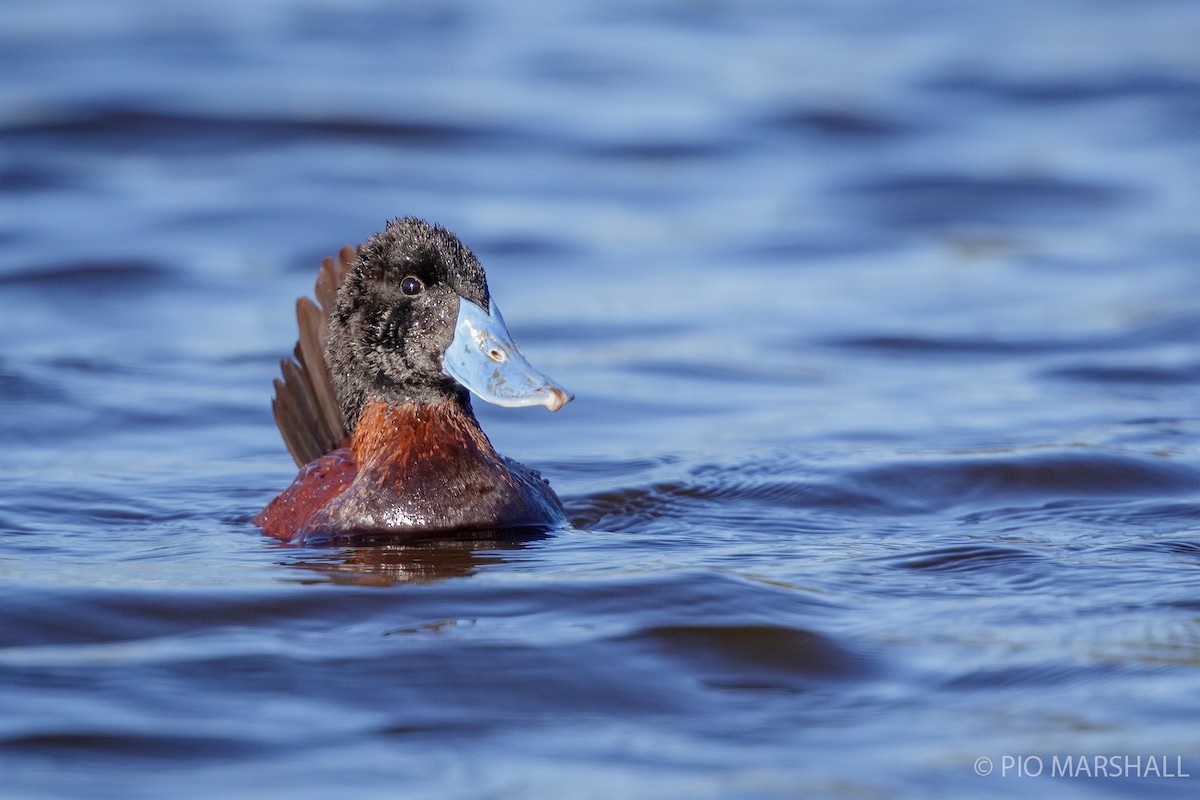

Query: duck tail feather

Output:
[270, 247, 357, 466]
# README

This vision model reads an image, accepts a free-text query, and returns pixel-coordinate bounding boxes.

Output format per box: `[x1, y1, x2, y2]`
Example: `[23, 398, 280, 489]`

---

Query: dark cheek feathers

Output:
[327, 294, 466, 429]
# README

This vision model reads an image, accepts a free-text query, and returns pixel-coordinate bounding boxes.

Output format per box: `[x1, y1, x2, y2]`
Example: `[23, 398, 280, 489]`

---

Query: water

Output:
[3, 1, 1200, 797]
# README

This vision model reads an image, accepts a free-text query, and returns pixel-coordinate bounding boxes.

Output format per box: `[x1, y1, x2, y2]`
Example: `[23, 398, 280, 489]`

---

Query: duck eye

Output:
[401, 276, 424, 296]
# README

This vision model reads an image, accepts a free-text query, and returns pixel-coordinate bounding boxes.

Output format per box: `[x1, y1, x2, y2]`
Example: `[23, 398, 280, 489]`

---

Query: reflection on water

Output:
[278, 529, 551, 585]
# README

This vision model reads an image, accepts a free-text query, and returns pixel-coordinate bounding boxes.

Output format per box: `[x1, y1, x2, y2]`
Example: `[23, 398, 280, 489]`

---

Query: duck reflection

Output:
[275, 527, 551, 586]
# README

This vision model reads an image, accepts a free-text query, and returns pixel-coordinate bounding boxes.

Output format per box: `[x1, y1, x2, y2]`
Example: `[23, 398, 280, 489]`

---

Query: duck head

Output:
[326, 217, 572, 430]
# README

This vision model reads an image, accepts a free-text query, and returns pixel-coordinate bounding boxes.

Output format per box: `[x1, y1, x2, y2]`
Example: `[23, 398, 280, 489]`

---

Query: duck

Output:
[255, 217, 573, 544]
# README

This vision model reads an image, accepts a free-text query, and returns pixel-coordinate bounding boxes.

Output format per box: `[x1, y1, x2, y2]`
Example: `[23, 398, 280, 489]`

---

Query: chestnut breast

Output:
[258, 402, 566, 544]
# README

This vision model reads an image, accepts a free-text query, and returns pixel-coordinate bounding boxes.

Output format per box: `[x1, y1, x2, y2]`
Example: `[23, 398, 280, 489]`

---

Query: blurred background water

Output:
[2, 0, 1200, 798]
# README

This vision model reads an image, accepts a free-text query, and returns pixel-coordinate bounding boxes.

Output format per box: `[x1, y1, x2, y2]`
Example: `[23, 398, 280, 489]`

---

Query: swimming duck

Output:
[255, 217, 573, 544]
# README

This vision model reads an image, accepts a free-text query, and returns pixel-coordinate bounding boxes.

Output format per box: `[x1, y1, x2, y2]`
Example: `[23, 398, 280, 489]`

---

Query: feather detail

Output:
[270, 246, 357, 466]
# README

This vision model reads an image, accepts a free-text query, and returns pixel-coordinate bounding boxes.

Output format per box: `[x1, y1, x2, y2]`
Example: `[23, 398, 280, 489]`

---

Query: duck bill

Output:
[443, 297, 573, 412]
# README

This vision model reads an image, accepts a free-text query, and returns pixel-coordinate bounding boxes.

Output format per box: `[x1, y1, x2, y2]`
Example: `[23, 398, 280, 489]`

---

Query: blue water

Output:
[3, 1, 1200, 797]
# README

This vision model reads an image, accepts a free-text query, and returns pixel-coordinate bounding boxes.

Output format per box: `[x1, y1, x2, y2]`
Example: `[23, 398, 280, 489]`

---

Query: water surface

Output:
[2, 1, 1200, 798]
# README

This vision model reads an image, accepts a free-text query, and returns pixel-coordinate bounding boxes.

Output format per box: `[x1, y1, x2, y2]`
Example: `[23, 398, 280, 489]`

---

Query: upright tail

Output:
[270, 246, 356, 466]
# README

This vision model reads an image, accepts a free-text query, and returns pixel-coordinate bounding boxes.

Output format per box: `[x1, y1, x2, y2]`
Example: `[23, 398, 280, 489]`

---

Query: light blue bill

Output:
[443, 297, 573, 411]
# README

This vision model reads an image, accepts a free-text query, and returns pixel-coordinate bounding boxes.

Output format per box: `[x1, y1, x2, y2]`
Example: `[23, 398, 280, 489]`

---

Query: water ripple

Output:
[1, 106, 493, 153]
[1044, 363, 1200, 386]
[848, 449, 1200, 511]
[573, 448, 1200, 535]
[926, 69, 1200, 106]
[0, 259, 176, 292]
[621, 623, 876, 690]
[842, 172, 1129, 229]
[879, 544, 1047, 573]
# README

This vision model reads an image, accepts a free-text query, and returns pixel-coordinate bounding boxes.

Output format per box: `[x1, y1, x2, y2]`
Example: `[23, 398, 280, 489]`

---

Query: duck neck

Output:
[350, 400, 500, 470]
